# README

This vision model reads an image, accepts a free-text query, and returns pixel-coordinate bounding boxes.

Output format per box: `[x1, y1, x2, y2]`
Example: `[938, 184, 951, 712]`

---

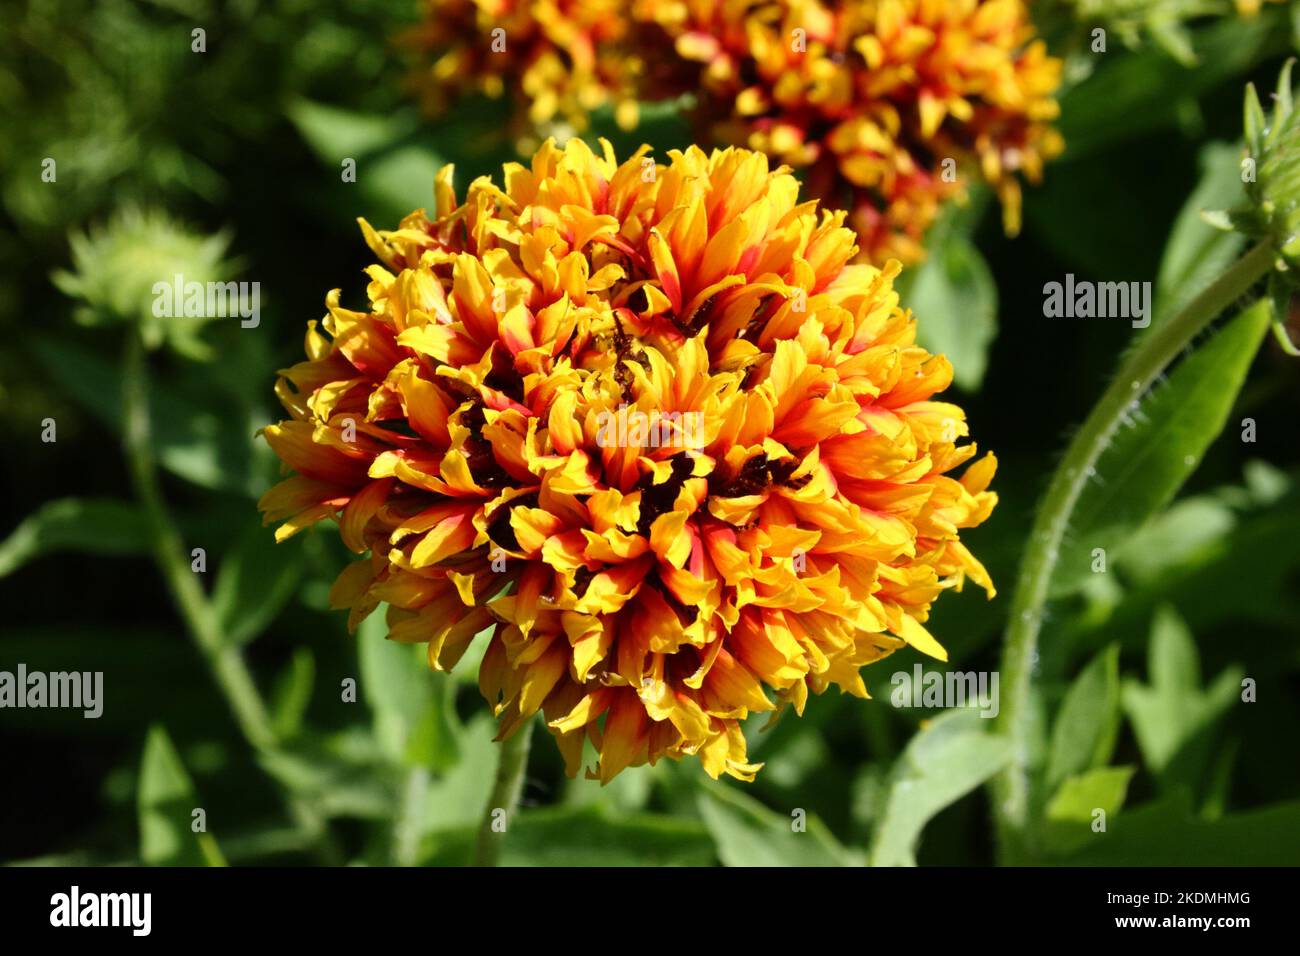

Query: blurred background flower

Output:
[633, 0, 1062, 263]
[407, 0, 1064, 265]
[52, 207, 236, 359]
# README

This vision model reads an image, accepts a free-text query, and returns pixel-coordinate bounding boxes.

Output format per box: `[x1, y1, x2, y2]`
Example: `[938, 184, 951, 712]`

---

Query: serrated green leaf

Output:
[138, 725, 226, 866]
[870, 708, 1012, 866]
[1272, 58, 1295, 142]
[0, 498, 150, 577]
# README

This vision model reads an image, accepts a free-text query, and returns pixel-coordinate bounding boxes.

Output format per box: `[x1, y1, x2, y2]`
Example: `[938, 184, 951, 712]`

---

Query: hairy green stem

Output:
[121, 330, 339, 863]
[991, 240, 1274, 862]
[473, 721, 532, 867]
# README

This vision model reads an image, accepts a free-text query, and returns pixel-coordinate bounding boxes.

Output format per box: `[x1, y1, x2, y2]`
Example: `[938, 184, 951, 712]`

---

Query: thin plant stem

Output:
[991, 240, 1274, 863]
[473, 720, 533, 867]
[120, 329, 340, 863]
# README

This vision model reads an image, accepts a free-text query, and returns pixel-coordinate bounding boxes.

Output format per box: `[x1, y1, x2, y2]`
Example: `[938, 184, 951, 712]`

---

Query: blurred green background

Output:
[1, 0, 1298, 866]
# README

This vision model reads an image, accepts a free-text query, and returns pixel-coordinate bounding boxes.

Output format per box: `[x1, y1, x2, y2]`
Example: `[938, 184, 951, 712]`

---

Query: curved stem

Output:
[121, 330, 340, 862]
[473, 721, 532, 867]
[122, 331, 275, 745]
[991, 240, 1274, 862]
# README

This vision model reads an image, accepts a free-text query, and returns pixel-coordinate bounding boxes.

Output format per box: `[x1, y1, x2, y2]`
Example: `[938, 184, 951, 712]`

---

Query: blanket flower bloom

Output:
[403, 0, 1061, 264]
[259, 139, 997, 782]
[633, 0, 1063, 264]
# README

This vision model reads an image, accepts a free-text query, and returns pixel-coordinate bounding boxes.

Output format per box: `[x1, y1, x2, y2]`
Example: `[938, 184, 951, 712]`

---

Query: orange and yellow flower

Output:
[635, 0, 1063, 263]
[406, 0, 1061, 265]
[259, 139, 997, 782]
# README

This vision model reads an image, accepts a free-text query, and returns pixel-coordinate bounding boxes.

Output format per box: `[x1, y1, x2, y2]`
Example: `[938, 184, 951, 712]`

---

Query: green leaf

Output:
[697, 782, 857, 866]
[1149, 605, 1201, 690]
[1047, 766, 1135, 822]
[269, 647, 315, 741]
[1064, 469, 1300, 647]
[1154, 142, 1247, 328]
[1054, 795, 1300, 865]
[869, 708, 1013, 866]
[1047, 644, 1121, 791]
[287, 99, 416, 161]
[1109, 495, 1236, 587]
[505, 804, 714, 866]
[541, 805, 715, 865]
[1058, 11, 1289, 161]
[1122, 606, 1243, 784]
[0, 498, 149, 577]
[357, 607, 458, 768]
[900, 234, 997, 391]
[1050, 300, 1271, 596]
[1026, 149, 1171, 280]
[360, 145, 448, 227]
[423, 713, 501, 832]
[1044, 766, 1135, 856]
[402, 677, 461, 773]
[286, 100, 447, 228]
[138, 726, 226, 866]
[257, 736, 396, 820]
[212, 522, 302, 646]
[422, 803, 715, 866]
[564, 761, 656, 813]
[1146, 17, 1197, 68]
